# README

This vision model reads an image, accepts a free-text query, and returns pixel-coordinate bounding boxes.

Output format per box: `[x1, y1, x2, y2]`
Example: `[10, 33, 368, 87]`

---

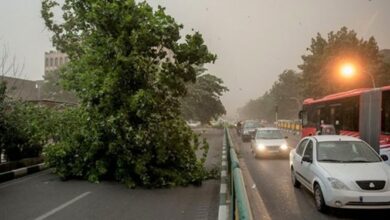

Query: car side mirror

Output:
[302, 155, 312, 163]
[381, 155, 389, 161]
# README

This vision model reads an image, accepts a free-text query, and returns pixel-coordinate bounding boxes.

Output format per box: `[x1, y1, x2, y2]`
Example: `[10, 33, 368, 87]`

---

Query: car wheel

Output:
[314, 184, 328, 213]
[291, 168, 301, 188]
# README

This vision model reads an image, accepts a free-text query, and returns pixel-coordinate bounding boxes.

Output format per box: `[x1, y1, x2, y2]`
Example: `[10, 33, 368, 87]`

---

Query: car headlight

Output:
[280, 144, 288, 150]
[327, 177, 350, 190]
[257, 144, 266, 151]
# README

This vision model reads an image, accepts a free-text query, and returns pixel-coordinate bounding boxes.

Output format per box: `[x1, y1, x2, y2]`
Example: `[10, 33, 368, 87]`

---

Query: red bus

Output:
[300, 86, 390, 159]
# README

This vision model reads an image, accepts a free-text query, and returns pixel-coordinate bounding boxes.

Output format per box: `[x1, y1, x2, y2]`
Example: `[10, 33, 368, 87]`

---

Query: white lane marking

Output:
[222, 155, 226, 160]
[34, 192, 91, 220]
[221, 170, 227, 177]
[221, 161, 227, 166]
[220, 183, 227, 194]
[217, 205, 228, 220]
[0, 170, 51, 190]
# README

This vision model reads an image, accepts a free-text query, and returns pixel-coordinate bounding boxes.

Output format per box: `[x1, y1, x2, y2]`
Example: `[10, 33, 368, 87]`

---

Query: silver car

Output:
[251, 128, 290, 158]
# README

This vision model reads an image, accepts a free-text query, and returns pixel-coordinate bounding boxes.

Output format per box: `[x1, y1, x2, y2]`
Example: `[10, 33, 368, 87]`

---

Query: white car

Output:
[251, 128, 290, 158]
[290, 135, 390, 212]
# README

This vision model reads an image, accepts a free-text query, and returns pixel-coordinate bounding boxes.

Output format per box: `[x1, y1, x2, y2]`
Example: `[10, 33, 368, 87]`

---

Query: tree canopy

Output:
[41, 0, 217, 187]
[181, 68, 228, 124]
[239, 70, 302, 121]
[41, 69, 78, 103]
[299, 27, 389, 98]
[239, 27, 390, 122]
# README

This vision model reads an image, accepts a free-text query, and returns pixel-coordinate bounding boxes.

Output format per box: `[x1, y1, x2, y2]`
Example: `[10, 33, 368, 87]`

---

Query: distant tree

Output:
[238, 98, 262, 120]
[1, 44, 52, 161]
[181, 71, 227, 124]
[238, 70, 302, 121]
[378, 50, 390, 85]
[269, 70, 302, 119]
[0, 44, 26, 99]
[299, 27, 387, 98]
[41, 0, 216, 187]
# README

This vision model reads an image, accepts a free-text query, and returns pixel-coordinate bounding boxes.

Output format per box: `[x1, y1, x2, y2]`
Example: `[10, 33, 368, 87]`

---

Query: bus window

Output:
[382, 91, 390, 134]
[340, 97, 359, 131]
[299, 110, 308, 126]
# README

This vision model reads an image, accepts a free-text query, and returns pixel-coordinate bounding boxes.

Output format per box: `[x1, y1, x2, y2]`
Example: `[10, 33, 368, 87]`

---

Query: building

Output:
[0, 76, 77, 107]
[1, 76, 42, 100]
[44, 51, 69, 72]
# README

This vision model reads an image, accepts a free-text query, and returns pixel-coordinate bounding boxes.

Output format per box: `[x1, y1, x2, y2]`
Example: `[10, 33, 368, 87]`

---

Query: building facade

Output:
[44, 51, 69, 72]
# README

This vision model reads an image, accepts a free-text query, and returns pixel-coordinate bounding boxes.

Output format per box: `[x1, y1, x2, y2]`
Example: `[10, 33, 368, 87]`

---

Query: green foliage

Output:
[181, 71, 228, 124]
[0, 81, 7, 153]
[41, 0, 217, 187]
[239, 27, 390, 122]
[0, 81, 56, 161]
[299, 27, 389, 98]
[41, 69, 78, 103]
[239, 70, 302, 121]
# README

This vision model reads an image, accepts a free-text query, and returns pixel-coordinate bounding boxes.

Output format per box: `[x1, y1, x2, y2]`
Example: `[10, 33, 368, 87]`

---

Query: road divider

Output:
[222, 127, 253, 220]
[277, 119, 301, 136]
[0, 163, 46, 183]
[218, 128, 229, 220]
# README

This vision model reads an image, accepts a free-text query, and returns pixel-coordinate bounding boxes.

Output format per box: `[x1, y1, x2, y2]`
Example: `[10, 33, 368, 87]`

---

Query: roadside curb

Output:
[0, 163, 46, 183]
[218, 132, 229, 220]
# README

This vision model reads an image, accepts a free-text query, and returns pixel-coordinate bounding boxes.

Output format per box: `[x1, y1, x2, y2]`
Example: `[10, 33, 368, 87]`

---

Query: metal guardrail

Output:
[224, 127, 253, 220]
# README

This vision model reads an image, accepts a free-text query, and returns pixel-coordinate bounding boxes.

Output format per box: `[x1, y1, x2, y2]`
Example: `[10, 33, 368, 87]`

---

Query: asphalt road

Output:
[0, 128, 222, 220]
[231, 129, 390, 220]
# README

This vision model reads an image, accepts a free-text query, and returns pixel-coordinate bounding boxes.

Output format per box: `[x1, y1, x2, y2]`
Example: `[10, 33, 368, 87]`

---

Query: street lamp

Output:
[340, 64, 355, 78]
[340, 63, 376, 88]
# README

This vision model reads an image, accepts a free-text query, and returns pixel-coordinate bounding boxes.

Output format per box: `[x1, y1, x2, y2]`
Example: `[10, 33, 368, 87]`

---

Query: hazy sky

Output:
[1, 0, 390, 116]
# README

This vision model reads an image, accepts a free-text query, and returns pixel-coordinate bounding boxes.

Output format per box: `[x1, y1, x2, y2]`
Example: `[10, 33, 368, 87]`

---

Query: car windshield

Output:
[256, 130, 283, 139]
[317, 141, 381, 163]
[244, 122, 260, 129]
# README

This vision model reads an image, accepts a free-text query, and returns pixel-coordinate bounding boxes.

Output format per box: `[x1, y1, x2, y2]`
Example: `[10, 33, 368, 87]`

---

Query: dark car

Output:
[241, 120, 261, 142]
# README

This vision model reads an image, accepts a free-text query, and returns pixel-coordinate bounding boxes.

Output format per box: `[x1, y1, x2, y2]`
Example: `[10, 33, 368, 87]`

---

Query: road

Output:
[230, 129, 390, 220]
[0, 128, 222, 220]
